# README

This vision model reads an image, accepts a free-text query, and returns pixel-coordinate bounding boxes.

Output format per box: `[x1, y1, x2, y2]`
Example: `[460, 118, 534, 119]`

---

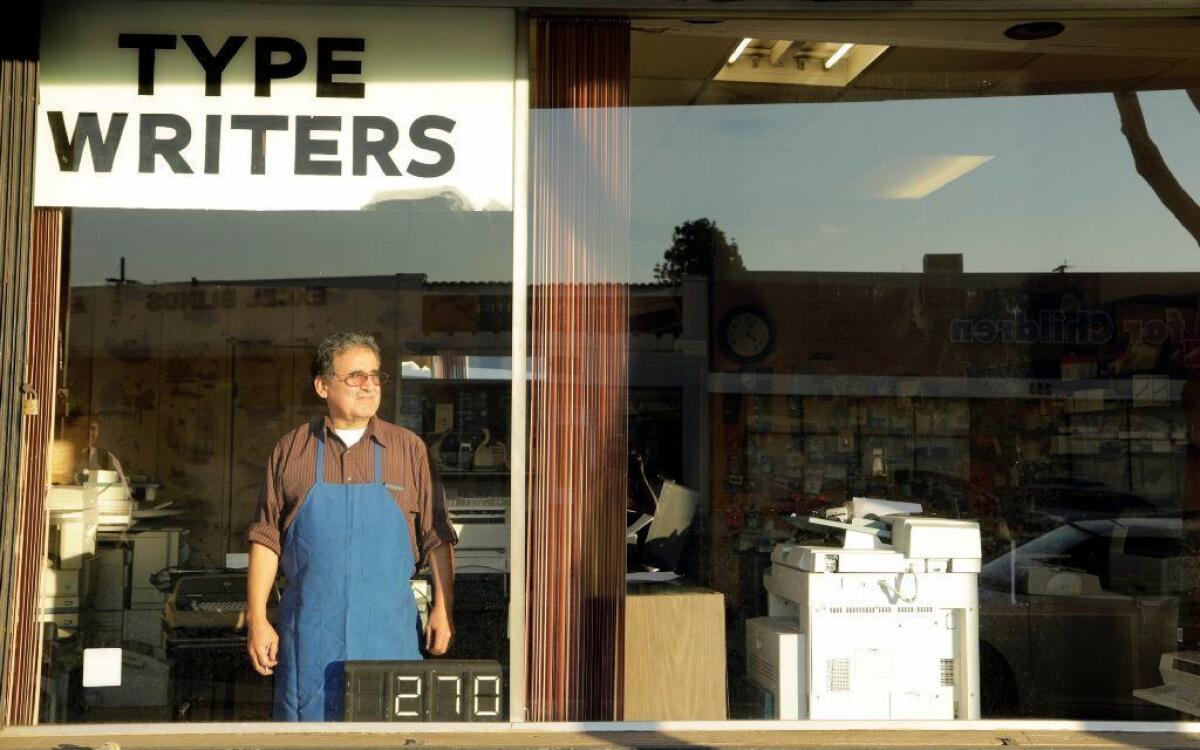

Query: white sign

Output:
[82, 648, 123, 688]
[35, 0, 515, 211]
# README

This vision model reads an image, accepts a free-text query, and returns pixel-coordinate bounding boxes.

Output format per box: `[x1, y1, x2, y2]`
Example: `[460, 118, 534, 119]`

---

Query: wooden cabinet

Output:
[623, 585, 727, 720]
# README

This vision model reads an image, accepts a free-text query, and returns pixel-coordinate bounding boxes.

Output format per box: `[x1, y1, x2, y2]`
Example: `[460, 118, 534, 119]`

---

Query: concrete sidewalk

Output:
[4, 723, 1200, 750]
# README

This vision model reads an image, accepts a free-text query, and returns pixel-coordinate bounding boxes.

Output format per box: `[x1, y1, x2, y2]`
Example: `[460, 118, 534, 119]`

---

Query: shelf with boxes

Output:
[1021, 398, 1188, 509]
[398, 372, 511, 578]
[736, 395, 972, 506]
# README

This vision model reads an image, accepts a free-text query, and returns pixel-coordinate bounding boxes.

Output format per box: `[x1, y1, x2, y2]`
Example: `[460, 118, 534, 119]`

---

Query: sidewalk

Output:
[4, 722, 1200, 750]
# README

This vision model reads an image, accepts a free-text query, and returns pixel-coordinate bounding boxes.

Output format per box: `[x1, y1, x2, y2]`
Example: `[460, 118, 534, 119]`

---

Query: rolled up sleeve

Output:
[246, 442, 284, 555]
[416, 443, 458, 567]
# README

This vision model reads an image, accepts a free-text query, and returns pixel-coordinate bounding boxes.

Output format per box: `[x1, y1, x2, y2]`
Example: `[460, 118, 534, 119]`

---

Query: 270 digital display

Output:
[344, 660, 503, 722]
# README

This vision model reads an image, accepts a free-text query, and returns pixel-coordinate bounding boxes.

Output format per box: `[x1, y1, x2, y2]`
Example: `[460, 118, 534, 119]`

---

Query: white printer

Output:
[44, 485, 101, 636]
[747, 497, 982, 720]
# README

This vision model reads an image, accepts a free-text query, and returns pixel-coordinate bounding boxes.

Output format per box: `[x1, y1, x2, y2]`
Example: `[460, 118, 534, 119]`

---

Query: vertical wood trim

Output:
[0, 3, 41, 728]
[527, 16, 630, 722]
[6, 209, 63, 726]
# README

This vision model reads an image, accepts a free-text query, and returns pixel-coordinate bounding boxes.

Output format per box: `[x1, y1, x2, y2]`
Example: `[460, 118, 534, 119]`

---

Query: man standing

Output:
[245, 331, 456, 721]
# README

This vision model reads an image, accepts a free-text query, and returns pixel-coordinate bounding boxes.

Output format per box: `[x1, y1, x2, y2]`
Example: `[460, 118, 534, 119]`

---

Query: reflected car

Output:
[1006, 478, 1159, 522]
[977, 515, 1194, 719]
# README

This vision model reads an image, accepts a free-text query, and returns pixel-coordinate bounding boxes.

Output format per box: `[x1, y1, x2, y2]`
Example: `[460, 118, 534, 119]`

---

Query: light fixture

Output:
[859, 155, 995, 200]
[728, 38, 752, 64]
[824, 43, 854, 69]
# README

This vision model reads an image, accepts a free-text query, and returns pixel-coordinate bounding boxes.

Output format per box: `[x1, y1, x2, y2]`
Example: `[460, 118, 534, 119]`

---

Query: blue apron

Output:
[273, 431, 422, 721]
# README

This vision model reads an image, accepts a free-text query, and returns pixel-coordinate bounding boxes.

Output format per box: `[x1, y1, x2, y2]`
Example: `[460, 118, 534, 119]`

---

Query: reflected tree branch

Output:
[1113, 90, 1200, 247]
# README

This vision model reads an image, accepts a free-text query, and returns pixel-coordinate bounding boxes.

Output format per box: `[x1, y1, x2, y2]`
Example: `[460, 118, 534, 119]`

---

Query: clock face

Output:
[720, 306, 774, 363]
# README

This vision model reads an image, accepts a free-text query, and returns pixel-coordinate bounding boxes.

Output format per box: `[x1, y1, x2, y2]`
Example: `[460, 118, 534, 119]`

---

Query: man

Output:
[245, 331, 456, 721]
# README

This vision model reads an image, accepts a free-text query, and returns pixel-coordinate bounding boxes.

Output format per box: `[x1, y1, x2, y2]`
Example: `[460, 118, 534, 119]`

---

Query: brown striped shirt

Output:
[246, 415, 457, 568]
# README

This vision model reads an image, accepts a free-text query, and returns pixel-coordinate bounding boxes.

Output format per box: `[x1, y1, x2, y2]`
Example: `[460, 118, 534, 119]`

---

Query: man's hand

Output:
[247, 617, 280, 675]
[247, 616, 280, 675]
[425, 606, 454, 656]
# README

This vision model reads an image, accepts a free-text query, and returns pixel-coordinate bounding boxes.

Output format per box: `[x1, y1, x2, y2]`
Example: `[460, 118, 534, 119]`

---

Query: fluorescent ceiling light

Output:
[728, 38, 752, 64]
[859, 155, 995, 199]
[824, 42, 854, 69]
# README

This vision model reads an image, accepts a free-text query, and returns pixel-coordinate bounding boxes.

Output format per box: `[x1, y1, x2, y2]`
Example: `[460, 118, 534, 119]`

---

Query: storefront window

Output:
[617, 20, 1200, 721]
[28, 2, 1200, 729]
[37, 0, 516, 724]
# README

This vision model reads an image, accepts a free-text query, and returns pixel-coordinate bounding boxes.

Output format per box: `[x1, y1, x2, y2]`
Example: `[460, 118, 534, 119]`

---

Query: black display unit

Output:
[343, 660, 504, 722]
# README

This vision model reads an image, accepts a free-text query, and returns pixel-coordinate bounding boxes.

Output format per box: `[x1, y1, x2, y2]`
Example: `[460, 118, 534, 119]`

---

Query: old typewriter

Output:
[153, 567, 279, 634]
[153, 567, 281, 720]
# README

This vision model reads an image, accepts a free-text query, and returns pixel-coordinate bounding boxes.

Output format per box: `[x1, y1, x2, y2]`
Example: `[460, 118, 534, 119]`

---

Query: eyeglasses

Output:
[333, 370, 391, 388]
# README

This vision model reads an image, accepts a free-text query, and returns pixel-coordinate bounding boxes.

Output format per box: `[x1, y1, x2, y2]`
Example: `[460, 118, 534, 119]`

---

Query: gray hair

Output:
[312, 331, 381, 379]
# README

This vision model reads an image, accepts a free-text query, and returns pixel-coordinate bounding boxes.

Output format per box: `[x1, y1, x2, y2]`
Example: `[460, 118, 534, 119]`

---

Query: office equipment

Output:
[627, 471, 700, 575]
[163, 571, 278, 632]
[642, 480, 699, 572]
[755, 498, 981, 720]
[129, 529, 188, 610]
[746, 616, 803, 719]
[43, 487, 102, 639]
[448, 497, 508, 575]
[92, 544, 127, 611]
[47, 486, 99, 568]
[343, 660, 504, 721]
[159, 569, 278, 721]
[1135, 651, 1200, 716]
[84, 463, 135, 531]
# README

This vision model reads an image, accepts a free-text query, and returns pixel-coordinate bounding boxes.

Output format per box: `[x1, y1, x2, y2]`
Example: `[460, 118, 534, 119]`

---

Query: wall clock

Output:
[718, 305, 775, 364]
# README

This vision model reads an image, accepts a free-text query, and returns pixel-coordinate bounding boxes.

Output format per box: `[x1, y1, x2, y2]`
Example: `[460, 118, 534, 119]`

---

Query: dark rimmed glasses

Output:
[333, 370, 391, 388]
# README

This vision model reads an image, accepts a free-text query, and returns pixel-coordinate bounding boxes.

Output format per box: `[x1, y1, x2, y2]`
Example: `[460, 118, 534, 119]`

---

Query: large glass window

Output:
[42, 207, 514, 723]
[36, 0, 517, 723]
[619, 17, 1200, 721]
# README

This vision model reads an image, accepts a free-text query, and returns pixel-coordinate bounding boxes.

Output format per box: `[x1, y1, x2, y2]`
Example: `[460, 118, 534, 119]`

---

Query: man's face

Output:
[314, 346, 382, 426]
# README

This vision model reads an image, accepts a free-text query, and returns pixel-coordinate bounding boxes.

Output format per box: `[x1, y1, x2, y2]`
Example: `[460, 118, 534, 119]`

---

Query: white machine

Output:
[448, 497, 508, 576]
[43, 486, 101, 636]
[748, 497, 982, 720]
[1135, 651, 1200, 716]
[83, 468, 135, 532]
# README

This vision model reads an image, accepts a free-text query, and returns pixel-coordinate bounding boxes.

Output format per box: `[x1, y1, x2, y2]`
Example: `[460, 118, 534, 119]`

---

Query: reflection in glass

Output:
[41, 208, 513, 723]
[620, 22, 1200, 722]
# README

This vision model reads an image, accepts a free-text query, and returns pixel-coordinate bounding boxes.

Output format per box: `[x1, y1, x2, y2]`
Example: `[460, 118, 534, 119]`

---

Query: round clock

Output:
[718, 305, 775, 364]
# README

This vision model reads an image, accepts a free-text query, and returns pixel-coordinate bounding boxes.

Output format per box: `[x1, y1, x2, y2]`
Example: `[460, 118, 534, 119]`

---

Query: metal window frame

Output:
[508, 8, 530, 724]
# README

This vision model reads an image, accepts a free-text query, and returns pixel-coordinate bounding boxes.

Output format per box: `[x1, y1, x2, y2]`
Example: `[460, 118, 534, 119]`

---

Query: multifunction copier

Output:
[747, 498, 982, 720]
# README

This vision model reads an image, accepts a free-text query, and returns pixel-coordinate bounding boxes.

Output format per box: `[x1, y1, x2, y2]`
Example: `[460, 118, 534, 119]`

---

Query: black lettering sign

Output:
[118, 33, 177, 95]
[47, 112, 129, 172]
[316, 38, 365, 99]
[182, 34, 248, 96]
[352, 116, 401, 176]
[295, 116, 341, 176]
[255, 37, 307, 97]
[407, 115, 455, 178]
[230, 114, 289, 174]
[204, 114, 221, 174]
[53, 34, 465, 182]
[140, 113, 193, 174]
